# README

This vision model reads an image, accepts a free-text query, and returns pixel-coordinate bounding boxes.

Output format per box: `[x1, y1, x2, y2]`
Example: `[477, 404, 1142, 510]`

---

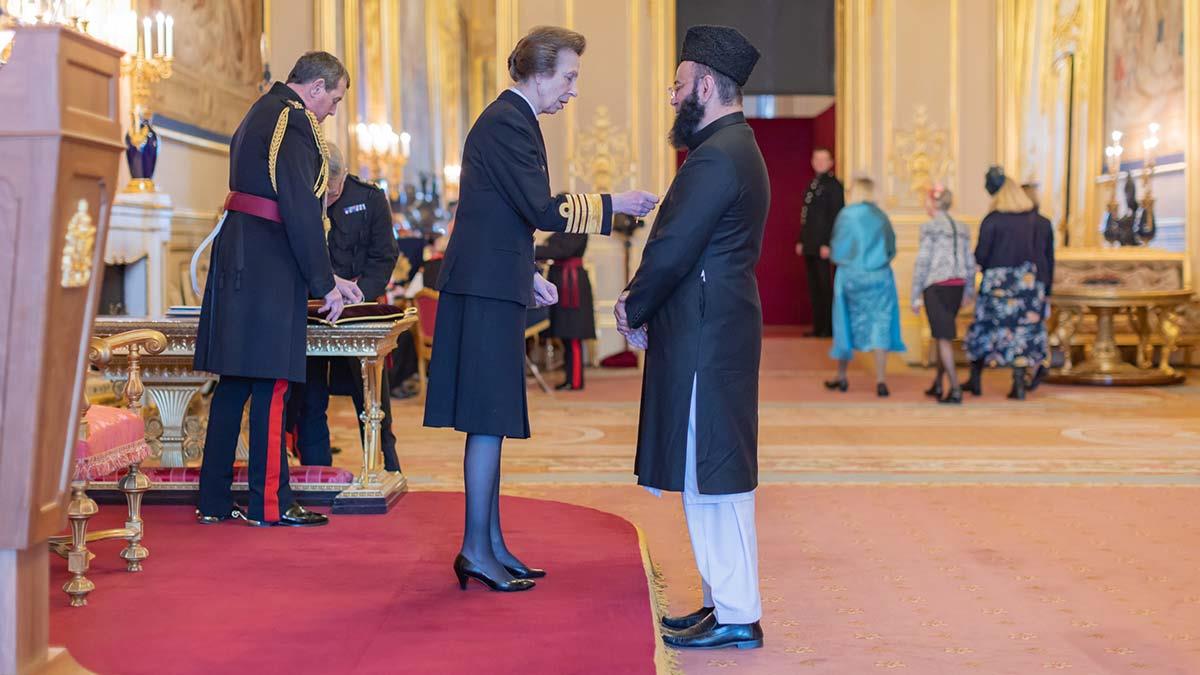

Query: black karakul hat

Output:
[679, 25, 761, 87]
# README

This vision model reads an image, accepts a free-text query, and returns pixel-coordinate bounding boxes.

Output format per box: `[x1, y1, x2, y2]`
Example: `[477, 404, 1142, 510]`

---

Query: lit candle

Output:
[155, 12, 164, 56]
[400, 131, 411, 158]
[142, 16, 151, 59]
[165, 15, 173, 59]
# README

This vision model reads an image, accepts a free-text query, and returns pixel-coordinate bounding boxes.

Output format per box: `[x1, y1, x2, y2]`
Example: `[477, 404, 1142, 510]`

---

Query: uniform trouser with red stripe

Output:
[563, 338, 585, 389]
[198, 375, 294, 522]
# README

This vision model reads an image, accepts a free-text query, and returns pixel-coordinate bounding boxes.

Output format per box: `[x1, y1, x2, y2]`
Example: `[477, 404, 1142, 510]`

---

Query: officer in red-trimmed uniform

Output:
[536, 231, 595, 390]
[194, 52, 361, 527]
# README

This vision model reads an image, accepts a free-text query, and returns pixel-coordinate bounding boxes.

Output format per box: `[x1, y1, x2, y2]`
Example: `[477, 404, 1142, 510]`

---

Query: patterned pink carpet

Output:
[314, 332, 1200, 672]
[511, 483, 1200, 674]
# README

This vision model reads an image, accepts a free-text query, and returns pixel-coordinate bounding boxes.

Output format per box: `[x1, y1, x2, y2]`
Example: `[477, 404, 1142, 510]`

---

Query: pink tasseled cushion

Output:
[126, 465, 355, 485]
[75, 405, 151, 481]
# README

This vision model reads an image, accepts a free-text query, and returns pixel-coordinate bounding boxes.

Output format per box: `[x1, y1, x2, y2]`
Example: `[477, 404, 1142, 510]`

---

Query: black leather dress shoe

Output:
[504, 563, 546, 579]
[195, 506, 247, 525]
[661, 606, 714, 631]
[662, 613, 763, 650]
[248, 504, 329, 527]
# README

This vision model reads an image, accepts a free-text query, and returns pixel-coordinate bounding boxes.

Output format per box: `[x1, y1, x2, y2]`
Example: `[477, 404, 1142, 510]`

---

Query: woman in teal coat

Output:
[824, 176, 905, 396]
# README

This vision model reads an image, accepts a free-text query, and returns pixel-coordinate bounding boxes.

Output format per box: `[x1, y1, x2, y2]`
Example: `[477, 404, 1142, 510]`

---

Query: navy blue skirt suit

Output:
[423, 90, 613, 438]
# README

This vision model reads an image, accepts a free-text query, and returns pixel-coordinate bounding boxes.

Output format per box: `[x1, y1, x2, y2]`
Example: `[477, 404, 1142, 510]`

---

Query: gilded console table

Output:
[92, 311, 417, 512]
[1046, 288, 1193, 386]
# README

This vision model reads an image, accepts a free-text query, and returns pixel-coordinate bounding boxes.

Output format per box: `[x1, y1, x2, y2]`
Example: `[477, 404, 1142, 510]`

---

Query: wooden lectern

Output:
[0, 25, 124, 675]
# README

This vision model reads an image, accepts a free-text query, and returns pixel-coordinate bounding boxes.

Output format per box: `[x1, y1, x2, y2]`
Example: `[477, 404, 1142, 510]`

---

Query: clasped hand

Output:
[614, 291, 648, 350]
[532, 273, 558, 308]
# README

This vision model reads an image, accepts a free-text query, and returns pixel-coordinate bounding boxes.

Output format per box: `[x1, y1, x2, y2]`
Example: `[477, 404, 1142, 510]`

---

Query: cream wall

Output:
[503, 0, 677, 360]
[839, 0, 997, 363]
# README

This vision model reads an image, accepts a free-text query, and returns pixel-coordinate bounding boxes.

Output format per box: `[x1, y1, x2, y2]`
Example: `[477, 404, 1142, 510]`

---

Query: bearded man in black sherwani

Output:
[616, 25, 770, 650]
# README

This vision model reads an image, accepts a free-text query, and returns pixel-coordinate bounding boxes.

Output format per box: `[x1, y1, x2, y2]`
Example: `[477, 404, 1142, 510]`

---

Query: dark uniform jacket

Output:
[625, 112, 770, 495]
[798, 171, 845, 250]
[535, 233, 595, 340]
[195, 82, 335, 383]
[437, 90, 613, 307]
[328, 175, 399, 300]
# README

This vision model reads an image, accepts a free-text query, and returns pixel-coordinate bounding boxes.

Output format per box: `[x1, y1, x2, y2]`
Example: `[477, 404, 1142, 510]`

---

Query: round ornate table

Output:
[1046, 287, 1193, 385]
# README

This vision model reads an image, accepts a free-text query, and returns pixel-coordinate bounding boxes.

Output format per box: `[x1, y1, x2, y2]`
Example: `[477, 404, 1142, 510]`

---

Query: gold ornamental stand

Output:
[90, 311, 417, 513]
[1046, 288, 1193, 386]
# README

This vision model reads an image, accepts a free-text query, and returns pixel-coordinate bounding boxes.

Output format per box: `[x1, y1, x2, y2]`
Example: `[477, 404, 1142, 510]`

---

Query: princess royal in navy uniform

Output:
[425, 26, 657, 592]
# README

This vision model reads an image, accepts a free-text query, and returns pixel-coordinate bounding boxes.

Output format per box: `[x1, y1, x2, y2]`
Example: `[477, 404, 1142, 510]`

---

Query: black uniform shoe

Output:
[247, 504, 329, 527]
[555, 381, 581, 391]
[196, 506, 248, 525]
[330, 446, 343, 455]
[661, 606, 714, 631]
[662, 613, 764, 650]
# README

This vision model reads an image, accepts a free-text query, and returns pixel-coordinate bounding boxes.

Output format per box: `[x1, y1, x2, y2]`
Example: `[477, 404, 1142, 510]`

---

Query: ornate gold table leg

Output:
[332, 356, 407, 513]
[1155, 305, 1183, 378]
[1127, 307, 1153, 369]
[142, 383, 204, 466]
[1051, 307, 1081, 373]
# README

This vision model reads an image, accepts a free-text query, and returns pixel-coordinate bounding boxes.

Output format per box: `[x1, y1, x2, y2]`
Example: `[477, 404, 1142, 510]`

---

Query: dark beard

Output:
[669, 88, 705, 150]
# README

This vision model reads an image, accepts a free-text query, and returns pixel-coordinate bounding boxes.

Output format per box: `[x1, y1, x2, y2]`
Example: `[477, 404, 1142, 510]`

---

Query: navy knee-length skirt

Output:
[422, 291, 531, 439]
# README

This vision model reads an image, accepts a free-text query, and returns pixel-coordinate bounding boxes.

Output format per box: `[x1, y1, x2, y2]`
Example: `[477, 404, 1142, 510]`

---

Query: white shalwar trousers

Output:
[681, 374, 762, 625]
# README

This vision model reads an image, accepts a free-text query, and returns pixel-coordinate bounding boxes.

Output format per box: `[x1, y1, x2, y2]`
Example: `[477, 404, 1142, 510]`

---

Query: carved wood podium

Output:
[0, 25, 124, 674]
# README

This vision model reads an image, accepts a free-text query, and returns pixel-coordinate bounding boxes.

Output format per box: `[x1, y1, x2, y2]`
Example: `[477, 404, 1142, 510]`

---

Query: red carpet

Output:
[50, 494, 660, 674]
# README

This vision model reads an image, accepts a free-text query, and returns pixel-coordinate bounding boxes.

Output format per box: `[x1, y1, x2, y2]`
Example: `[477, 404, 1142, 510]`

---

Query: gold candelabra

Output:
[1140, 122, 1159, 208]
[121, 11, 174, 192]
[1103, 130, 1124, 217]
[354, 122, 410, 199]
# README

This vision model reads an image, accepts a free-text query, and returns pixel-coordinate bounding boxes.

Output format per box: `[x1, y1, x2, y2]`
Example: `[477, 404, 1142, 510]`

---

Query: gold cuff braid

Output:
[557, 193, 607, 234]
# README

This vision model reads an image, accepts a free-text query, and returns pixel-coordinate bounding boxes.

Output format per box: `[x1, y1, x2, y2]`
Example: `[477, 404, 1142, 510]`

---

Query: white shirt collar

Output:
[507, 87, 539, 116]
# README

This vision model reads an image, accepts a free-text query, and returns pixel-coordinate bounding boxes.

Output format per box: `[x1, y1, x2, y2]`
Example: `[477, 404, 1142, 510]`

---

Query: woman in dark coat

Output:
[536, 232, 595, 390]
[963, 167, 1055, 400]
[423, 26, 656, 592]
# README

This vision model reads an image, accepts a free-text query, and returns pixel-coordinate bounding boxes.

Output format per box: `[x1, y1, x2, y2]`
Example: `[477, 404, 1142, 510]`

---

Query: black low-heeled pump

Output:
[876, 382, 890, 398]
[504, 562, 546, 579]
[924, 380, 943, 398]
[453, 554, 536, 592]
[824, 379, 849, 392]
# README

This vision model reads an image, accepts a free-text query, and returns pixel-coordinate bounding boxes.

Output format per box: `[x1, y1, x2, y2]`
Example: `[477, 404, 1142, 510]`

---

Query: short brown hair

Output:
[287, 51, 350, 90]
[507, 26, 586, 82]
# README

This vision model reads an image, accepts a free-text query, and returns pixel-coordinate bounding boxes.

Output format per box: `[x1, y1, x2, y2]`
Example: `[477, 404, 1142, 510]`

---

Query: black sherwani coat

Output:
[626, 112, 770, 495]
[194, 82, 335, 383]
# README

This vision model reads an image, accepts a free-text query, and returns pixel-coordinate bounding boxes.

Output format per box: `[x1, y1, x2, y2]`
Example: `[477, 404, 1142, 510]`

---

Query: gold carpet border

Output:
[635, 524, 682, 675]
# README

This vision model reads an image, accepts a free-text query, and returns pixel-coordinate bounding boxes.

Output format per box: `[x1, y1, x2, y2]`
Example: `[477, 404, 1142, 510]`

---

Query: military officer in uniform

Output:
[287, 142, 403, 471]
[616, 25, 770, 649]
[795, 148, 844, 338]
[535, 231, 595, 391]
[195, 52, 360, 527]
[424, 26, 658, 593]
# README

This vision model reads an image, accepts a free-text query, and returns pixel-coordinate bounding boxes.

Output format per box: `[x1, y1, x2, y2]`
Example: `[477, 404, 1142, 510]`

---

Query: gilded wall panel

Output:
[143, 0, 264, 139]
